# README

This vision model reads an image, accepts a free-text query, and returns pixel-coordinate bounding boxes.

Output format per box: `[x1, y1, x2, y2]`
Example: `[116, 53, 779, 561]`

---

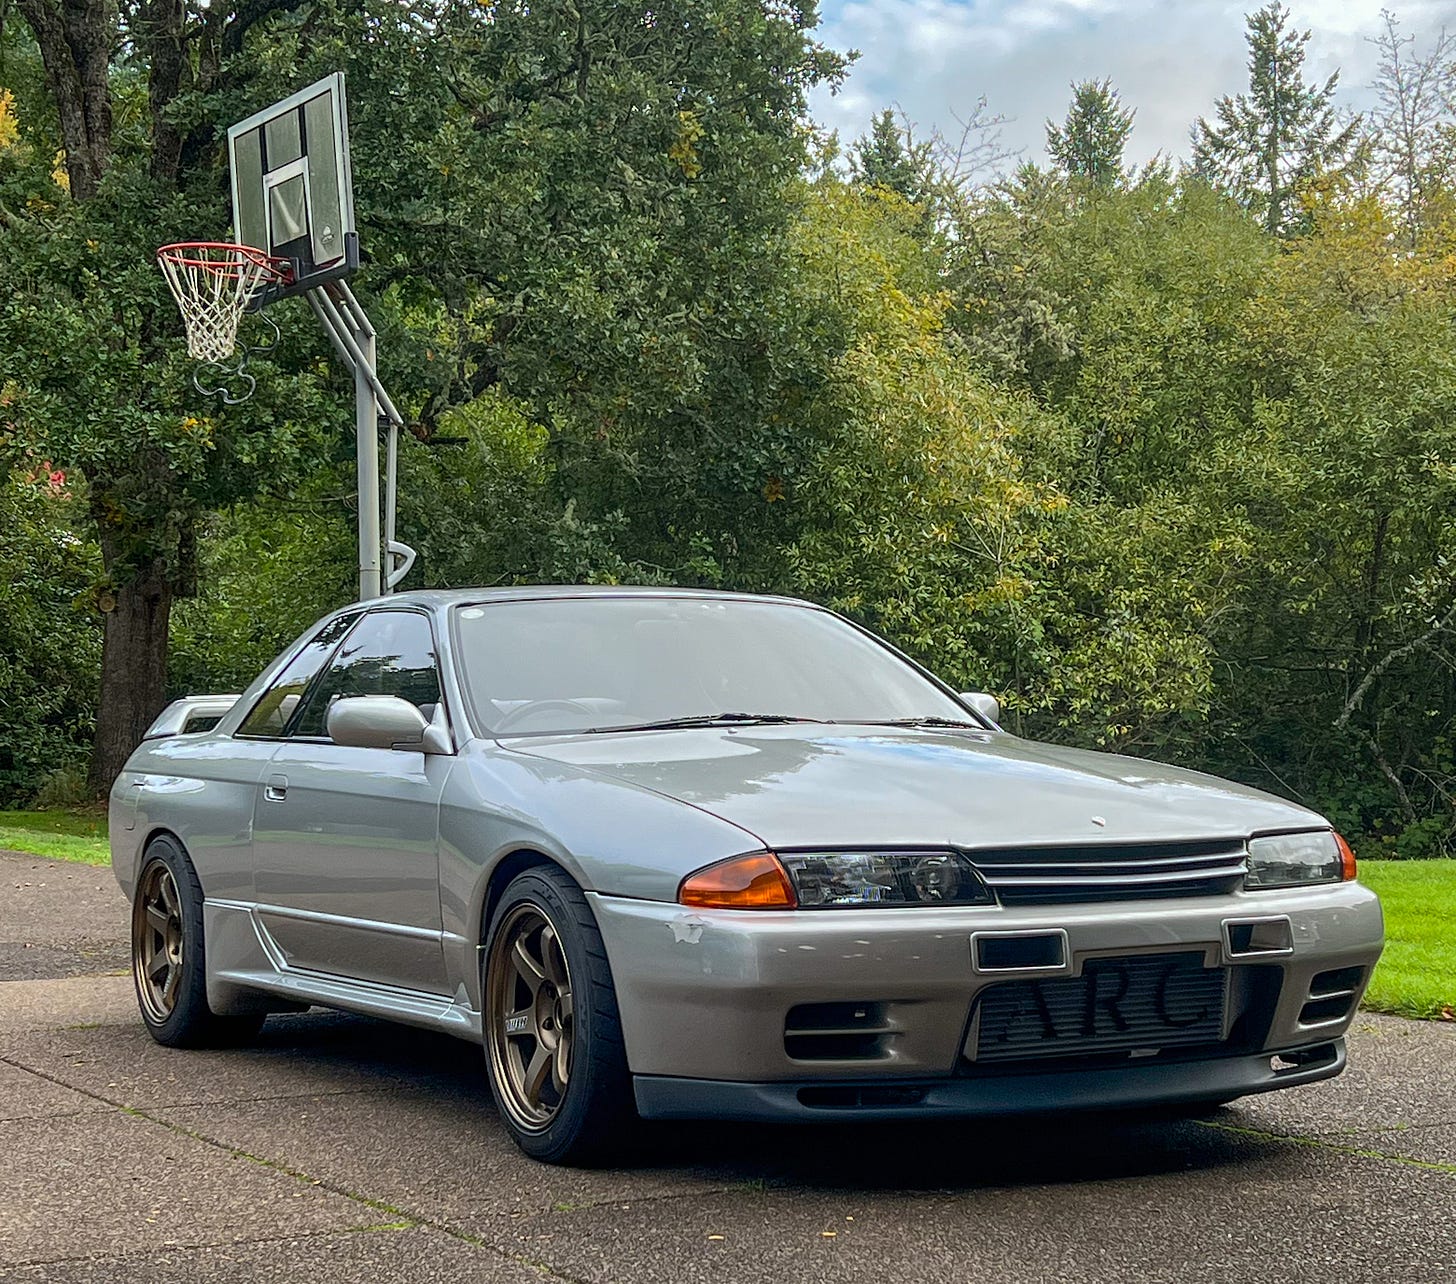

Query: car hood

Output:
[507, 724, 1325, 851]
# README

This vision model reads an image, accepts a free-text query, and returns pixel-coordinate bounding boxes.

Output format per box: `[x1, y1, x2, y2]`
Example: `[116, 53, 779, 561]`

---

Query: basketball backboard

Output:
[228, 73, 357, 300]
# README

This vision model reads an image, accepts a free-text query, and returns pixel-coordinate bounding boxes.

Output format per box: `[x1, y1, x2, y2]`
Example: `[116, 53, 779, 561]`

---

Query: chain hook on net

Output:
[156, 242, 289, 406]
[246, 309, 282, 358]
[192, 358, 257, 405]
[189, 310, 282, 404]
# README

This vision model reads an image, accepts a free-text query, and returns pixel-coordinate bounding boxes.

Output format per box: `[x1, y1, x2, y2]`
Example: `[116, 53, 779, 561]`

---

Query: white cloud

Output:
[810, 0, 1456, 170]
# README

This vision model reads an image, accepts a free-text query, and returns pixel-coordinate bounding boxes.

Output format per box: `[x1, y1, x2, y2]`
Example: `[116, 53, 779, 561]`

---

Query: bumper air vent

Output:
[784, 1002, 894, 1062]
[974, 931, 1067, 972]
[1299, 966, 1365, 1025]
[1225, 916, 1294, 957]
[968, 839, 1248, 905]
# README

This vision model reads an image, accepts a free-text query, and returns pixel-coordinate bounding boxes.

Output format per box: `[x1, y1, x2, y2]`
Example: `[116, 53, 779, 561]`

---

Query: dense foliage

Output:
[2, 1, 1454, 857]
[0, 465, 100, 801]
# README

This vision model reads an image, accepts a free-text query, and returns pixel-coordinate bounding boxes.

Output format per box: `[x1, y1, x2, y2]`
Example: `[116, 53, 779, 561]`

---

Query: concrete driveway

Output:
[2, 849, 1452, 1283]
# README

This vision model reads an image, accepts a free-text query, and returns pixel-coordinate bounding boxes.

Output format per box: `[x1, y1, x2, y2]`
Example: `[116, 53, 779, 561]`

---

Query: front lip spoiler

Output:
[632, 1040, 1346, 1122]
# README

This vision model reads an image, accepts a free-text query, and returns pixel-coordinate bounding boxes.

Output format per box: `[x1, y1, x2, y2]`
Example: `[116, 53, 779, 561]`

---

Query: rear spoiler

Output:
[143, 695, 241, 739]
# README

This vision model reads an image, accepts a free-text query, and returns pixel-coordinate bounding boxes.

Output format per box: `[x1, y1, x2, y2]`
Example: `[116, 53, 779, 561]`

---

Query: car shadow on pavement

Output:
[249, 1009, 1267, 1193]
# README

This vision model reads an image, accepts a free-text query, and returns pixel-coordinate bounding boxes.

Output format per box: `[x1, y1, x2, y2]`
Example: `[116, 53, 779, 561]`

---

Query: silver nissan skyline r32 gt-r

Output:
[110, 587, 1384, 1163]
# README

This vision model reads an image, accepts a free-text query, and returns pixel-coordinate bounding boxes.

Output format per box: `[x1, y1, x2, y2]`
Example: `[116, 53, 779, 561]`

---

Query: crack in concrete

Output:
[1279, 1116, 1456, 1141]
[0, 1055, 594, 1282]
[1196, 1118, 1456, 1174]
[2, 1222, 414, 1272]
[525, 1183, 739, 1218]
[0, 1048, 424, 1114]
[0, 1107, 114, 1124]
[0, 1073, 393, 1119]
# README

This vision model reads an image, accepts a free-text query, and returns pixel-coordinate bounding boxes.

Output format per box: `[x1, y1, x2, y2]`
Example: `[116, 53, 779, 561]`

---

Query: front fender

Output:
[437, 740, 764, 1008]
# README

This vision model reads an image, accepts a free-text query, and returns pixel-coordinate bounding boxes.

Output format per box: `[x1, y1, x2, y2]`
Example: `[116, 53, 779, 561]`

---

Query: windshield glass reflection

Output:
[452, 597, 975, 736]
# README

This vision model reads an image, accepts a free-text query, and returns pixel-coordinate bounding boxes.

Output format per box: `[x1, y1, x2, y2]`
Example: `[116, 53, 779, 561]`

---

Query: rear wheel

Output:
[131, 835, 264, 1048]
[482, 865, 636, 1164]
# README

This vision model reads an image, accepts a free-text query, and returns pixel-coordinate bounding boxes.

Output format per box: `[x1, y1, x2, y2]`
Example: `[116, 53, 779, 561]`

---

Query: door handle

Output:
[264, 773, 288, 803]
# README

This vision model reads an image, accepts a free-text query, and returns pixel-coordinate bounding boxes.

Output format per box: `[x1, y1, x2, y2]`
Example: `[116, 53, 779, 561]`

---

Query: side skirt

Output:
[203, 899, 483, 1041]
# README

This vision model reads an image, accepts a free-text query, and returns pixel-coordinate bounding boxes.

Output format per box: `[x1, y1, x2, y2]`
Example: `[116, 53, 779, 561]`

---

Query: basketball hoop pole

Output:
[304, 281, 414, 599]
[353, 317, 382, 600]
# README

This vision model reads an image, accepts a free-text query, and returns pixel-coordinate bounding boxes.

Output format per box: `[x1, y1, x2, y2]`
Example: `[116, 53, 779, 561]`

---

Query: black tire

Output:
[481, 864, 636, 1164]
[130, 835, 265, 1049]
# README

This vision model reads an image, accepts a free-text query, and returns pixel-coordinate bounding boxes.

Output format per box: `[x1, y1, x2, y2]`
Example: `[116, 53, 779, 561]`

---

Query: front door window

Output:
[289, 610, 442, 739]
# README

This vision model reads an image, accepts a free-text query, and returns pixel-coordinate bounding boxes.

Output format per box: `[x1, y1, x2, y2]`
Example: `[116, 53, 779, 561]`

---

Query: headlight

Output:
[780, 850, 994, 908]
[1245, 831, 1347, 889]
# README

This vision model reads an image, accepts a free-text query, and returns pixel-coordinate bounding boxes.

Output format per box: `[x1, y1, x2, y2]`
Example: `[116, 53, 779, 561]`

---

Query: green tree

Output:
[1045, 79, 1134, 189]
[0, 0, 849, 792]
[937, 167, 1081, 387]
[1212, 195, 1456, 853]
[783, 177, 1226, 747]
[306, 0, 848, 589]
[851, 108, 934, 203]
[944, 164, 1456, 851]
[168, 500, 356, 698]
[1192, 1, 1360, 234]
[0, 465, 101, 804]
[0, 9, 341, 793]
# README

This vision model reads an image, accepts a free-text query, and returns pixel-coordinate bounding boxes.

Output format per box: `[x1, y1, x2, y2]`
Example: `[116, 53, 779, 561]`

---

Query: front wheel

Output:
[482, 865, 636, 1164]
[131, 836, 264, 1048]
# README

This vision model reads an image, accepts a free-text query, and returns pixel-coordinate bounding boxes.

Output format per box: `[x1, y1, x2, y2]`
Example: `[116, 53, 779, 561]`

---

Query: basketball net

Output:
[156, 242, 289, 364]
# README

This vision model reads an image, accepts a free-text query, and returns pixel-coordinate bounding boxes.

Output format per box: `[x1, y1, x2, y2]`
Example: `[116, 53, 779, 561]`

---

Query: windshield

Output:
[451, 596, 978, 736]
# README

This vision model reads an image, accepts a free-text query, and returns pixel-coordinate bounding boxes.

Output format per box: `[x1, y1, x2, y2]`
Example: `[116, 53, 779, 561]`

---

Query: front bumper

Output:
[588, 881, 1382, 1116]
[634, 1039, 1346, 1121]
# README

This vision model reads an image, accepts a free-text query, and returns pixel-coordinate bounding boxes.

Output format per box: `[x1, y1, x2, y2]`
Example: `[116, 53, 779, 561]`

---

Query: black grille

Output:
[972, 951, 1227, 1063]
[969, 839, 1247, 905]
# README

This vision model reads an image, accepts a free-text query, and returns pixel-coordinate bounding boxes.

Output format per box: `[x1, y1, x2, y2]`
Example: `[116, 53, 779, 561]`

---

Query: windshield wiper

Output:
[856, 716, 987, 729]
[585, 713, 827, 734]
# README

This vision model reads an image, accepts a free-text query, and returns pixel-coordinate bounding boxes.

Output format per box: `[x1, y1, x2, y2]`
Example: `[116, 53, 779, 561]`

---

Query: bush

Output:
[0, 468, 101, 805]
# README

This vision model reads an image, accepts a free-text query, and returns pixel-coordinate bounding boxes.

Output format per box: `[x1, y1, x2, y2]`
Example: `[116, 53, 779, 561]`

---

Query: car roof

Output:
[352, 585, 821, 612]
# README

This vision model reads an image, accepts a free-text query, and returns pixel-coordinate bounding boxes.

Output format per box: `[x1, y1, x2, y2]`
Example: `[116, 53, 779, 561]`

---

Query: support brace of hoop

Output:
[305, 281, 416, 598]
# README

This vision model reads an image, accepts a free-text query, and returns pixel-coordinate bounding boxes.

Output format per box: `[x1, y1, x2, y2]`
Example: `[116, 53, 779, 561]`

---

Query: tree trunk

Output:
[86, 559, 173, 796]
[146, 0, 189, 185]
[15, 0, 113, 200]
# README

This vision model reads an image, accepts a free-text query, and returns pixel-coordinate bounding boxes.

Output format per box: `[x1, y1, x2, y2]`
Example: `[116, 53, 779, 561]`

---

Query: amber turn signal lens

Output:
[1334, 832, 1357, 881]
[679, 852, 797, 909]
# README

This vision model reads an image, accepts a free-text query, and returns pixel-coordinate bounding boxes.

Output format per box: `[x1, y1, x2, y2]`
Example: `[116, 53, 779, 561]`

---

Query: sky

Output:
[808, 0, 1456, 172]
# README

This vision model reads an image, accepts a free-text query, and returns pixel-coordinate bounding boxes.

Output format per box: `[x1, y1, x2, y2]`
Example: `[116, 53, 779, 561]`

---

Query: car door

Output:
[250, 608, 453, 995]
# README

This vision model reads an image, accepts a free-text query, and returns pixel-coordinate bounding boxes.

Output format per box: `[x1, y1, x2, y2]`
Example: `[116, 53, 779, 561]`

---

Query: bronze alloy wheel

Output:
[132, 860, 186, 1023]
[485, 903, 576, 1132]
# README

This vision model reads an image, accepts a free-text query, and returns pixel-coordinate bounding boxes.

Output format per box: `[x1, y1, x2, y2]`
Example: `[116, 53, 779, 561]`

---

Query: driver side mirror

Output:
[327, 696, 450, 754]
[959, 691, 1001, 725]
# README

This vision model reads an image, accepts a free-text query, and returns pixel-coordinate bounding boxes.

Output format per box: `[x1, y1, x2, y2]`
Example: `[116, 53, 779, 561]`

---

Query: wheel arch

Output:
[479, 848, 573, 945]
[137, 826, 191, 880]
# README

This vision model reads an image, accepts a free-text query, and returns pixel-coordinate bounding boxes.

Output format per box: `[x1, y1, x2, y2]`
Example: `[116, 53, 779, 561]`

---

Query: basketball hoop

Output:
[156, 242, 290, 364]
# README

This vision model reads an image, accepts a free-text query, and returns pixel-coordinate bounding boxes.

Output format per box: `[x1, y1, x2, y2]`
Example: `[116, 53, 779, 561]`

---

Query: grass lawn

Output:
[1357, 858, 1456, 1021]
[0, 809, 110, 865]
[0, 811, 1449, 1018]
